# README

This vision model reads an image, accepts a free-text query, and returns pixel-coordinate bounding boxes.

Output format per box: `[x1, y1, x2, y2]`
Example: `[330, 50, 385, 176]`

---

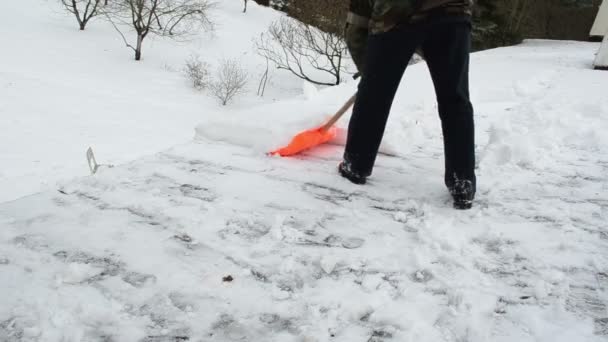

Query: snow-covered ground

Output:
[2, 0, 608, 341]
[0, 0, 311, 203]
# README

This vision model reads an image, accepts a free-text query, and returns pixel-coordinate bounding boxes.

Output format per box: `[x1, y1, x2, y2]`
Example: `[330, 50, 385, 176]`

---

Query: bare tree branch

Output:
[60, 0, 104, 30]
[255, 17, 350, 86]
[105, 12, 137, 52]
[105, 0, 215, 60]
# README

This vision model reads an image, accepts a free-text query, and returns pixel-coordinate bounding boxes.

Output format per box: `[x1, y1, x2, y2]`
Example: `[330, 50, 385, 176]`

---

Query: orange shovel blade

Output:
[270, 127, 337, 157]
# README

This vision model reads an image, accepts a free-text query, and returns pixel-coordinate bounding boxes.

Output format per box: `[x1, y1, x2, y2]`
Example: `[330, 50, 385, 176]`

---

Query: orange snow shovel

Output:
[270, 94, 357, 157]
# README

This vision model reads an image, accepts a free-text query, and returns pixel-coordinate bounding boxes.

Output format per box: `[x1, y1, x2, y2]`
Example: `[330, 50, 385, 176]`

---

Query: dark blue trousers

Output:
[344, 16, 476, 190]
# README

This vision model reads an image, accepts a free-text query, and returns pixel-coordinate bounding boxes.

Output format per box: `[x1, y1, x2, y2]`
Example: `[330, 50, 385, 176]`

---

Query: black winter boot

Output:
[338, 160, 367, 185]
[450, 179, 475, 210]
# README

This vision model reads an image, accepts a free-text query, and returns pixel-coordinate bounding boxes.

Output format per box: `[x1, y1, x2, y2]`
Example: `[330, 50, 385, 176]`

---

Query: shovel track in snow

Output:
[1, 138, 607, 341]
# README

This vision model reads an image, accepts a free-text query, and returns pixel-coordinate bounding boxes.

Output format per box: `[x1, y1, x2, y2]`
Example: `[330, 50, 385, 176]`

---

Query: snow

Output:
[2, 135, 607, 340]
[595, 35, 608, 69]
[0, 0, 308, 203]
[1, 0, 608, 341]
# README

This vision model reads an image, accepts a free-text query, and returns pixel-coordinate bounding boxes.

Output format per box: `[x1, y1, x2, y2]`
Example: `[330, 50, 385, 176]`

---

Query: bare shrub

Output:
[210, 59, 248, 106]
[184, 54, 210, 90]
[106, 0, 215, 61]
[255, 17, 348, 86]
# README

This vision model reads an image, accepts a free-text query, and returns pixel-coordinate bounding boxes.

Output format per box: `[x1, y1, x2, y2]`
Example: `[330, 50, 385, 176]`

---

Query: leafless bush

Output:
[184, 54, 210, 90]
[210, 59, 248, 106]
[60, 0, 104, 30]
[255, 17, 349, 86]
[105, 0, 215, 61]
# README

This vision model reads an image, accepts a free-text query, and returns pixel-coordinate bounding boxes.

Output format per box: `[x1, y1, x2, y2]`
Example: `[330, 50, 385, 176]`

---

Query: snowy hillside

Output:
[0, 0, 316, 203]
[2, 0, 608, 341]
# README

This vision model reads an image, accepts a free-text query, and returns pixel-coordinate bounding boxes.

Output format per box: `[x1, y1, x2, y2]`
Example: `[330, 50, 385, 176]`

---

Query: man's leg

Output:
[421, 20, 476, 197]
[343, 25, 423, 180]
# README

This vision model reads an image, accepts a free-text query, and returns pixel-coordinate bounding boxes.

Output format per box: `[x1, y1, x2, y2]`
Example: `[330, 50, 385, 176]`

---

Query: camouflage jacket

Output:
[346, 0, 474, 73]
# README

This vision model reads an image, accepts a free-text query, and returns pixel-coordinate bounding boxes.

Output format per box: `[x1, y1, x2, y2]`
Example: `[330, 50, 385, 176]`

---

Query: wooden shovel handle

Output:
[320, 93, 357, 132]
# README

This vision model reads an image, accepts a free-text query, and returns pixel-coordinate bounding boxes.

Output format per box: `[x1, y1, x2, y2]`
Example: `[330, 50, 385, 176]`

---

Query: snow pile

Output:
[195, 81, 355, 152]
[594, 35, 608, 69]
[196, 41, 608, 161]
